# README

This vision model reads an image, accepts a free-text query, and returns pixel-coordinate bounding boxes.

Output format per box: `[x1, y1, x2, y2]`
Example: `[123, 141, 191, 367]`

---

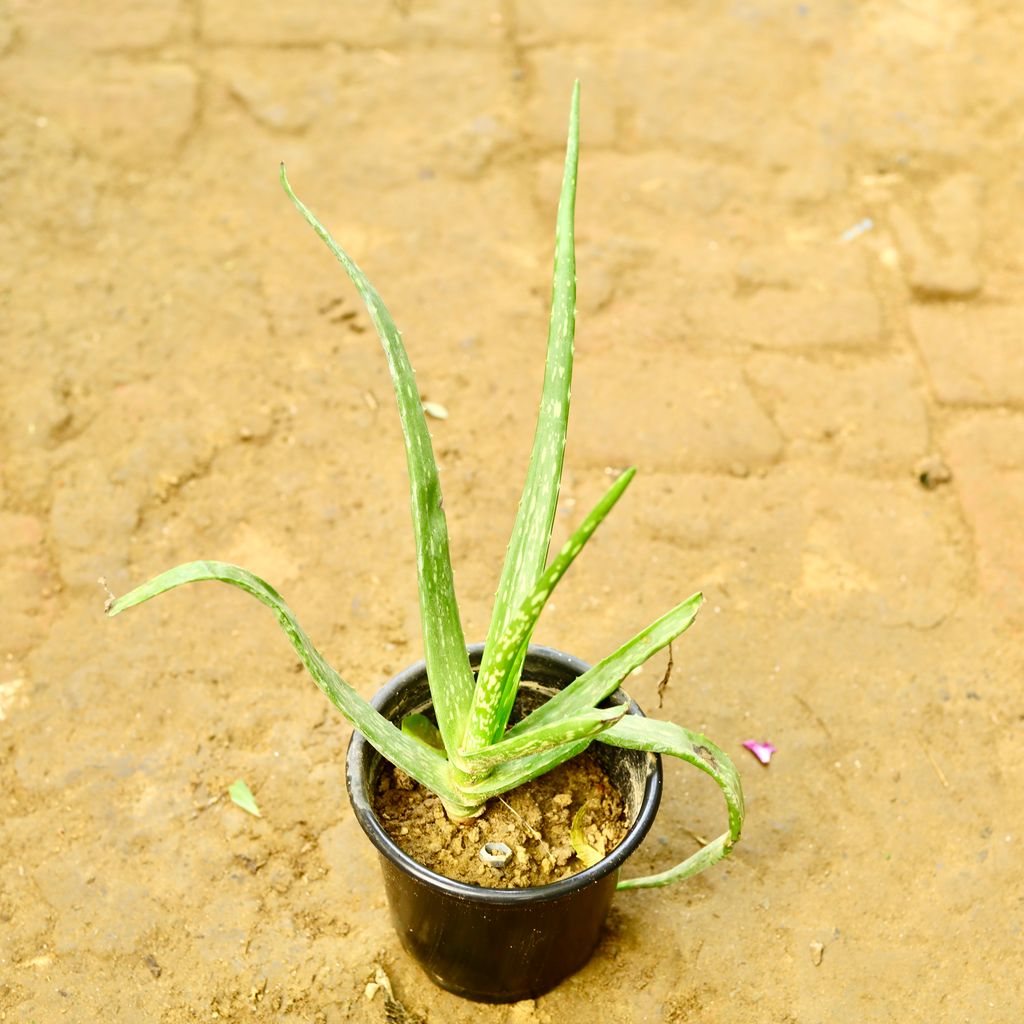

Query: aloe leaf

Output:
[459, 739, 592, 802]
[570, 802, 603, 867]
[280, 167, 475, 760]
[507, 592, 703, 739]
[402, 713, 445, 754]
[459, 704, 626, 774]
[600, 716, 745, 889]
[462, 468, 635, 753]
[105, 560, 475, 811]
[475, 81, 580, 741]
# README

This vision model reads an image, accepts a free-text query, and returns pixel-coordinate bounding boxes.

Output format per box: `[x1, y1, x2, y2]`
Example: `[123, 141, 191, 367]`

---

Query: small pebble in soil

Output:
[915, 455, 952, 489]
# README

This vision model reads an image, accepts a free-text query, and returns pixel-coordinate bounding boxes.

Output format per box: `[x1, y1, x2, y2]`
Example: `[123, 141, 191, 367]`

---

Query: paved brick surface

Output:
[946, 414, 1024, 620]
[571, 352, 783, 473]
[1, 3, 1022, 1023]
[911, 303, 1024, 406]
[746, 355, 930, 474]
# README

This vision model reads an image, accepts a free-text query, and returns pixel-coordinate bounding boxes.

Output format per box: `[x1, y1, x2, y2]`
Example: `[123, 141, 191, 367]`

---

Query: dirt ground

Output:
[2, 1, 1023, 1021]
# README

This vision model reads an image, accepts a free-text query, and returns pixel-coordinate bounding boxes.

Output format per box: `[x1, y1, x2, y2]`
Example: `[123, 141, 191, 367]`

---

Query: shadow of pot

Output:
[345, 643, 663, 1003]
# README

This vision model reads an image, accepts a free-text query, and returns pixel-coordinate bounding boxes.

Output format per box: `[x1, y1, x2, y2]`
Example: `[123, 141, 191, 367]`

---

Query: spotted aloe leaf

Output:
[465, 81, 581, 755]
[280, 167, 475, 761]
[458, 704, 626, 774]
[461, 468, 635, 756]
[457, 738, 593, 803]
[602, 716, 745, 889]
[506, 592, 703, 739]
[453, 592, 705, 804]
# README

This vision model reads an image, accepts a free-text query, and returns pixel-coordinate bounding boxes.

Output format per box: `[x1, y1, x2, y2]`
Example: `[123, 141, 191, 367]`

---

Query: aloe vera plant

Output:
[107, 84, 744, 888]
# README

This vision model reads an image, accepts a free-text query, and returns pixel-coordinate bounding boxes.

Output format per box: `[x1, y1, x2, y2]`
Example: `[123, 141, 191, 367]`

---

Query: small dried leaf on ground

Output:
[570, 801, 604, 867]
[228, 778, 261, 817]
[367, 965, 425, 1024]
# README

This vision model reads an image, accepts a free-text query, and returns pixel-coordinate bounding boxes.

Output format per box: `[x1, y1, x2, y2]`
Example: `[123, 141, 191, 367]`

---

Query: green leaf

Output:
[507, 592, 703, 739]
[106, 561, 481, 816]
[280, 167, 475, 763]
[475, 81, 580, 742]
[570, 802, 603, 867]
[459, 704, 626, 774]
[462, 468, 635, 753]
[402, 713, 445, 754]
[600, 716, 745, 889]
[228, 779, 261, 817]
[458, 739, 593, 803]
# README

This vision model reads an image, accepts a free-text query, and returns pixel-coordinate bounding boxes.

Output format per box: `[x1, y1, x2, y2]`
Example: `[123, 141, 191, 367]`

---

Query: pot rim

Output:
[346, 643, 663, 906]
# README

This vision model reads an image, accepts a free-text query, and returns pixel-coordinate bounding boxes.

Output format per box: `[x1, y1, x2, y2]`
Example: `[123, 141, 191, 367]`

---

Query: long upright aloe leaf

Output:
[600, 716, 744, 889]
[462, 468, 635, 754]
[280, 169, 475, 759]
[104, 561, 480, 812]
[471, 81, 580, 750]
[506, 592, 703, 739]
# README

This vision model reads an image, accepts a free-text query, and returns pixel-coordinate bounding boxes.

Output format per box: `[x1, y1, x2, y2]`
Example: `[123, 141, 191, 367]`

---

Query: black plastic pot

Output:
[345, 644, 663, 1003]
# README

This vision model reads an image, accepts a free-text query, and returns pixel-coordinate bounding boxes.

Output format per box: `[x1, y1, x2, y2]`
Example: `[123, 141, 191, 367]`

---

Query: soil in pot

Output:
[373, 751, 629, 889]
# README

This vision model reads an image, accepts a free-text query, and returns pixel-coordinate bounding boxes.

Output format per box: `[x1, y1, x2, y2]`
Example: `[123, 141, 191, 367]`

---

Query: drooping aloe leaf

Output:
[506, 592, 703, 739]
[462, 468, 635, 753]
[280, 168, 475, 761]
[601, 716, 744, 889]
[475, 81, 580, 740]
[105, 561, 480, 813]
[402, 713, 445, 754]
[459, 704, 626, 774]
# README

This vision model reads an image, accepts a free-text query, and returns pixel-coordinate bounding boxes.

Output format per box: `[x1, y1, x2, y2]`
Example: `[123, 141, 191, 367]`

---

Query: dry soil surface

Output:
[1, 2, 1023, 1022]
[375, 753, 628, 889]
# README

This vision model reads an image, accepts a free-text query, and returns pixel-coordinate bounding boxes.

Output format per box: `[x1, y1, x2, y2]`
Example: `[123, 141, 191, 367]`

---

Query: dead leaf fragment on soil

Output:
[228, 778, 261, 817]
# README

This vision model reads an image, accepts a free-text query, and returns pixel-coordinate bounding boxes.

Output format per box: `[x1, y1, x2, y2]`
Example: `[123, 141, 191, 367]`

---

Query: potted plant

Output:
[106, 84, 744, 1002]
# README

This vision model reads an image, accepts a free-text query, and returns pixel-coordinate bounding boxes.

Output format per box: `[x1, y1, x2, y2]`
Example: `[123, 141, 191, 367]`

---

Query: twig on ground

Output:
[920, 737, 949, 788]
[657, 641, 674, 709]
[793, 694, 832, 739]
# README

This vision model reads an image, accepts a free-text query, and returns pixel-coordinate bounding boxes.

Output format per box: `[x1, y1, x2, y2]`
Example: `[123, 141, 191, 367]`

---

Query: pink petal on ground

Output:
[743, 740, 777, 765]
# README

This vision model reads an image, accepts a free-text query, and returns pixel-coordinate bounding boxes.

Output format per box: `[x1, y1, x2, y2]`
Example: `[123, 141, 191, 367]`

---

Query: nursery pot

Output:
[345, 643, 663, 1003]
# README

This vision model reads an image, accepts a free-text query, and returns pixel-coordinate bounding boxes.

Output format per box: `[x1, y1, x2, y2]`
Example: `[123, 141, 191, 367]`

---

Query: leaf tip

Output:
[279, 162, 295, 198]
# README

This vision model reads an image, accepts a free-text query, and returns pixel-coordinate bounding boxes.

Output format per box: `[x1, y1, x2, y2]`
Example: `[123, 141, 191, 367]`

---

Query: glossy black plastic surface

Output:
[345, 644, 663, 1002]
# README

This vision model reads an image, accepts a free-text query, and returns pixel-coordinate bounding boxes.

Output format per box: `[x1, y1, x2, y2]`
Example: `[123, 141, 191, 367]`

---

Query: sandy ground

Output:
[2, 2, 1023, 1021]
